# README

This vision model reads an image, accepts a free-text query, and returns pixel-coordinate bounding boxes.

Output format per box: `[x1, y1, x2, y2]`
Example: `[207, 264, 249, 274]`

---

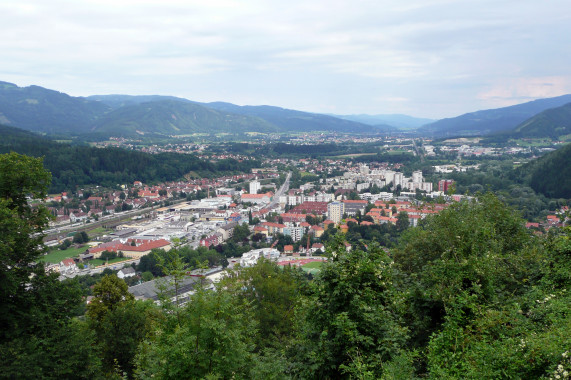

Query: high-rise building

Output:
[249, 179, 260, 194]
[327, 201, 345, 224]
[394, 172, 404, 188]
[412, 170, 423, 184]
[438, 179, 454, 193]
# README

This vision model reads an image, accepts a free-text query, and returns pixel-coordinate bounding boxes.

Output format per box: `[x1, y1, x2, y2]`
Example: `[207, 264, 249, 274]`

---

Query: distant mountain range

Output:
[419, 94, 571, 137]
[0, 81, 108, 134]
[0, 82, 382, 137]
[90, 99, 279, 137]
[331, 114, 434, 130]
[2, 80, 571, 139]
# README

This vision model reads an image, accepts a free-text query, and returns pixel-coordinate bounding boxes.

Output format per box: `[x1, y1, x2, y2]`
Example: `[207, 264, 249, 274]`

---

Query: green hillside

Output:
[512, 102, 571, 139]
[419, 94, 571, 137]
[0, 124, 259, 192]
[202, 102, 378, 133]
[88, 94, 192, 109]
[513, 142, 571, 198]
[0, 81, 109, 134]
[90, 100, 279, 136]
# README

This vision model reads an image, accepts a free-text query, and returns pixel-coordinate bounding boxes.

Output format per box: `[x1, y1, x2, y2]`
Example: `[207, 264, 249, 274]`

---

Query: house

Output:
[69, 211, 88, 223]
[253, 226, 268, 236]
[59, 258, 78, 275]
[311, 243, 324, 254]
[283, 245, 294, 254]
[310, 225, 324, 238]
[262, 222, 286, 235]
[217, 221, 237, 241]
[200, 233, 223, 248]
[118, 267, 136, 279]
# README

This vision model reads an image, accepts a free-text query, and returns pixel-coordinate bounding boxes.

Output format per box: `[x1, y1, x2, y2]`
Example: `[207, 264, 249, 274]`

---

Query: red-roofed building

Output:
[59, 258, 78, 275]
[284, 245, 294, 254]
[262, 222, 286, 235]
[241, 192, 273, 204]
[281, 213, 308, 223]
[310, 225, 324, 238]
[311, 243, 324, 252]
[254, 226, 269, 236]
[290, 202, 328, 215]
[323, 220, 335, 228]
[88, 239, 171, 259]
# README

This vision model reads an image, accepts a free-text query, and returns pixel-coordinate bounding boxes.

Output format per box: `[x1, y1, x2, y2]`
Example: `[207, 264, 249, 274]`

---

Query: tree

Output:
[396, 211, 409, 232]
[0, 153, 99, 377]
[292, 234, 407, 378]
[86, 274, 134, 322]
[94, 299, 158, 377]
[393, 194, 542, 375]
[135, 288, 258, 379]
[224, 258, 305, 349]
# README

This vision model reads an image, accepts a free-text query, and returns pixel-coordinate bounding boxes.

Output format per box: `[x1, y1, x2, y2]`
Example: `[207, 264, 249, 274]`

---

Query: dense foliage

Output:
[0, 125, 260, 192]
[515, 142, 571, 199]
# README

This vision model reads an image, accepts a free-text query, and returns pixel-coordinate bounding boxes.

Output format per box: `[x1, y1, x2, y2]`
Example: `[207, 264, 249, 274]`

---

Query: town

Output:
[41, 139, 568, 303]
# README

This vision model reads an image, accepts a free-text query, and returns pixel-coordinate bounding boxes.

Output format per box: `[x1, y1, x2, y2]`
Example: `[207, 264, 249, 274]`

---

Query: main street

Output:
[269, 171, 291, 209]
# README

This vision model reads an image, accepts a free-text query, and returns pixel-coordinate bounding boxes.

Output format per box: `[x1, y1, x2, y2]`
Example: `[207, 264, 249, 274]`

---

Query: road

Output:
[268, 171, 291, 209]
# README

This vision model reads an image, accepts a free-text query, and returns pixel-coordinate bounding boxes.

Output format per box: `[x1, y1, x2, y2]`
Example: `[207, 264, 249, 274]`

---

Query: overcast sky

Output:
[1, 0, 570, 118]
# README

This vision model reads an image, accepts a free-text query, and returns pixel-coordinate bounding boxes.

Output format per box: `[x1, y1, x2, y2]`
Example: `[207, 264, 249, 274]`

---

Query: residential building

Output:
[327, 201, 345, 224]
[249, 179, 260, 195]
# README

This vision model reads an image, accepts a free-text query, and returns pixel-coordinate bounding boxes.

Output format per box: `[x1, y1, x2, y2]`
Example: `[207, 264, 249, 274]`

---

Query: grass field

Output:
[301, 261, 323, 274]
[40, 245, 87, 263]
[88, 257, 130, 267]
[86, 227, 113, 238]
[302, 261, 324, 269]
[335, 153, 377, 158]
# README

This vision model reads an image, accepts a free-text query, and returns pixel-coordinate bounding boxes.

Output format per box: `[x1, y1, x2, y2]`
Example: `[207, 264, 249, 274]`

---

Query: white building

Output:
[283, 226, 304, 242]
[239, 248, 280, 267]
[249, 179, 261, 195]
[412, 170, 423, 184]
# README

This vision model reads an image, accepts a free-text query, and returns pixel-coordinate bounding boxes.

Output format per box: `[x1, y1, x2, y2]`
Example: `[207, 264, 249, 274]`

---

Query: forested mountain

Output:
[513, 142, 571, 198]
[510, 102, 571, 139]
[332, 113, 434, 129]
[0, 124, 259, 192]
[89, 100, 279, 137]
[419, 94, 571, 137]
[0, 81, 379, 137]
[0, 81, 110, 134]
[88, 94, 193, 110]
[200, 102, 378, 133]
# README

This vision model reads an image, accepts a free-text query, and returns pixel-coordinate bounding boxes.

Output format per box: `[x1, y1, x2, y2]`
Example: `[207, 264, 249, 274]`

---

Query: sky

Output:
[1, 0, 570, 119]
